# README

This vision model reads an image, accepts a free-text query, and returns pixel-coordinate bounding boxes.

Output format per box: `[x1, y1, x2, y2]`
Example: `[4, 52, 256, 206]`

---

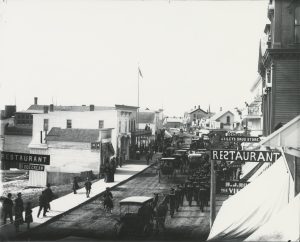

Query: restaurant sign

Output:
[20, 163, 45, 171]
[220, 136, 261, 142]
[1, 151, 50, 165]
[220, 180, 249, 195]
[211, 150, 281, 162]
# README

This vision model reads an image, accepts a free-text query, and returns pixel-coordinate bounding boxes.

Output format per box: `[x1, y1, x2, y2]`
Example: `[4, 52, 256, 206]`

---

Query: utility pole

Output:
[210, 153, 216, 228]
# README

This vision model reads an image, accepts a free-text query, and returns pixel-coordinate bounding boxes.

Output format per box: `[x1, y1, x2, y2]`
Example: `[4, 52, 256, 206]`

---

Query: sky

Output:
[0, 0, 269, 117]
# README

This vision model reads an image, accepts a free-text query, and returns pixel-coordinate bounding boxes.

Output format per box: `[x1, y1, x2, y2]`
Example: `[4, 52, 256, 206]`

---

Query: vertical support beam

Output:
[294, 156, 300, 196]
[210, 154, 216, 228]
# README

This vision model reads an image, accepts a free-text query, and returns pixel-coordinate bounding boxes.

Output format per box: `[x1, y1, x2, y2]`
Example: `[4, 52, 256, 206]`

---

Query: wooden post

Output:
[210, 154, 216, 228]
[294, 156, 300, 196]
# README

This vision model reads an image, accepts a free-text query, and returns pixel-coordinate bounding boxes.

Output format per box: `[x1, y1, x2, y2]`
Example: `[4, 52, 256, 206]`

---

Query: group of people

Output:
[72, 177, 92, 198]
[2, 183, 54, 232]
[2, 193, 32, 232]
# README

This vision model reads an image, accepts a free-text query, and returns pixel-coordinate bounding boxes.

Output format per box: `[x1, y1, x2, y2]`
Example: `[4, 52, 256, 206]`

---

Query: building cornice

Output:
[263, 48, 300, 66]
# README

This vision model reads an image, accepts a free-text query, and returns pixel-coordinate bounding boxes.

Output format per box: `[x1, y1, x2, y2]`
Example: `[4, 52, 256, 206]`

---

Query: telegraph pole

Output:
[210, 152, 216, 228]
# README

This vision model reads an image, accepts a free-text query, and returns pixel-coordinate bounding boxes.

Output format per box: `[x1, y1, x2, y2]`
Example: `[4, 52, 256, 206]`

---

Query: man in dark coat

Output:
[168, 188, 176, 218]
[174, 185, 181, 212]
[2, 193, 13, 224]
[186, 183, 193, 206]
[44, 183, 54, 211]
[14, 192, 24, 232]
[73, 177, 79, 194]
[37, 191, 47, 218]
[155, 199, 168, 233]
[85, 178, 92, 198]
[103, 187, 113, 213]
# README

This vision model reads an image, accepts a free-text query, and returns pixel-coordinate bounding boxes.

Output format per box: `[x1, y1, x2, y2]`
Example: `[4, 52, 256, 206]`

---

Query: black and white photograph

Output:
[0, 0, 300, 241]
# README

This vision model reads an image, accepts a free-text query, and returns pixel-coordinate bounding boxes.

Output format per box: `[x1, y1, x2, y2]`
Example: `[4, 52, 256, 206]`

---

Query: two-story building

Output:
[242, 76, 264, 136]
[259, 0, 300, 136]
[209, 109, 235, 130]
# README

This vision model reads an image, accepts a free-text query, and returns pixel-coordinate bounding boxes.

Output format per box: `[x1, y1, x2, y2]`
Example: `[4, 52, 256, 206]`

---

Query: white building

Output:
[209, 109, 235, 130]
[137, 108, 163, 136]
[242, 76, 263, 136]
[27, 103, 137, 186]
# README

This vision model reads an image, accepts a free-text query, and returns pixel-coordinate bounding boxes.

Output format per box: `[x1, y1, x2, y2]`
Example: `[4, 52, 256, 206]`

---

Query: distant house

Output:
[209, 110, 235, 130]
[163, 117, 183, 129]
[185, 105, 213, 129]
[138, 109, 163, 136]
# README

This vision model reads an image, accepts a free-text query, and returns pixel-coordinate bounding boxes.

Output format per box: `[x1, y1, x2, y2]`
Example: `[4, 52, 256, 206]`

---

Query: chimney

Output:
[220, 107, 222, 112]
[43, 106, 49, 113]
[49, 104, 54, 112]
[90, 104, 94, 111]
[198, 105, 200, 109]
[34, 97, 38, 105]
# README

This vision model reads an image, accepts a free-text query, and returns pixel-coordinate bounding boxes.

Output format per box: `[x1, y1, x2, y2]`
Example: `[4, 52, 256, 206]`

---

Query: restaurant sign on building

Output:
[211, 150, 281, 162]
[1, 151, 50, 165]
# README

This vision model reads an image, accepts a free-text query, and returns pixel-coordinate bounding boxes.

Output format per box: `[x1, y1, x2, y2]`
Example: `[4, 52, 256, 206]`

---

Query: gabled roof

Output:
[189, 107, 208, 115]
[27, 105, 114, 112]
[46, 127, 100, 142]
[138, 112, 155, 124]
[211, 110, 234, 121]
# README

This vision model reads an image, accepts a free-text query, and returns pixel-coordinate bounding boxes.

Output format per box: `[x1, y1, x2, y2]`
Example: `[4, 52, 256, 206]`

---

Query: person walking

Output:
[44, 183, 54, 212]
[186, 183, 193, 206]
[85, 178, 92, 198]
[103, 187, 113, 213]
[3, 193, 13, 224]
[146, 151, 150, 165]
[24, 202, 33, 230]
[73, 177, 79, 194]
[14, 192, 24, 232]
[174, 185, 181, 212]
[37, 191, 47, 218]
[168, 188, 176, 218]
[154, 199, 168, 233]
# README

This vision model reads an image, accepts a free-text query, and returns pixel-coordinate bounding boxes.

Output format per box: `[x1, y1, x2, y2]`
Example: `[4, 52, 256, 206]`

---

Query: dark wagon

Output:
[114, 196, 154, 237]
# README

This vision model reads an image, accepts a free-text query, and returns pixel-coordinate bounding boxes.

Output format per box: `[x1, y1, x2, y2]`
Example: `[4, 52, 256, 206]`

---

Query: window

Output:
[99, 120, 104, 129]
[226, 116, 230, 124]
[295, 6, 300, 43]
[43, 119, 49, 131]
[119, 121, 122, 133]
[129, 120, 131, 132]
[125, 120, 127, 133]
[67, 119, 72, 128]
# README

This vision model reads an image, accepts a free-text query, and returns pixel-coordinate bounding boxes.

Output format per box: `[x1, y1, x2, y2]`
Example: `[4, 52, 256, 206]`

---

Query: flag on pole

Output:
[138, 67, 143, 78]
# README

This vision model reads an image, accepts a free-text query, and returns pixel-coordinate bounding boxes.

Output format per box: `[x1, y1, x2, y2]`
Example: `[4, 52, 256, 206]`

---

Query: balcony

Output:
[131, 129, 152, 136]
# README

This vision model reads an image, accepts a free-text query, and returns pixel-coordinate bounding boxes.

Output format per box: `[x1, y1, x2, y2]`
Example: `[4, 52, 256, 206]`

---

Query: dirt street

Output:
[24, 165, 227, 241]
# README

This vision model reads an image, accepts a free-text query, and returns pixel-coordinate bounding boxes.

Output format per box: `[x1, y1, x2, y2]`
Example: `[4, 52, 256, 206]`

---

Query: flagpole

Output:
[137, 67, 140, 148]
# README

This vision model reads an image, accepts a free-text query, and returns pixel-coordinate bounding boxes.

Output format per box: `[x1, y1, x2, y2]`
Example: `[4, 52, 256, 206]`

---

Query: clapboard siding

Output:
[274, 59, 300, 128]
[47, 141, 100, 174]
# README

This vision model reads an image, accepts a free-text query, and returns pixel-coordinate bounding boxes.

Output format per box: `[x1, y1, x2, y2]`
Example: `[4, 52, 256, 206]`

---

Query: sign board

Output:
[220, 180, 249, 195]
[211, 150, 281, 162]
[20, 163, 45, 171]
[220, 136, 261, 143]
[1, 151, 50, 165]
[91, 142, 100, 150]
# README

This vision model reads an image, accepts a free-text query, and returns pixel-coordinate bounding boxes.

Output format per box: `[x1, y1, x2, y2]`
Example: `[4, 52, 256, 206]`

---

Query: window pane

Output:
[67, 120, 72, 128]
[99, 120, 104, 129]
[295, 6, 300, 25]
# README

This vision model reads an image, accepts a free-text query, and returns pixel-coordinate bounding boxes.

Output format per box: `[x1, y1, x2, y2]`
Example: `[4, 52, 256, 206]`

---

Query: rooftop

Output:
[211, 110, 234, 121]
[45, 127, 100, 143]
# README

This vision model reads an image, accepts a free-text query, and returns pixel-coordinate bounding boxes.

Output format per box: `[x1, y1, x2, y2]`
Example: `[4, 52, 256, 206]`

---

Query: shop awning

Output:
[208, 153, 294, 241]
[259, 115, 300, 157]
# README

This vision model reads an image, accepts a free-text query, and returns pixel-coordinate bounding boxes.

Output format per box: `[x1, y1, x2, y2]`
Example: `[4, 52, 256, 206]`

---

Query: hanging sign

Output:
[1, 151, 50, 165]
[220, 136, 261, 142]
[20, 163, 45, 171]
[211, 150, 281, 162]
[220, 180, 249, 195]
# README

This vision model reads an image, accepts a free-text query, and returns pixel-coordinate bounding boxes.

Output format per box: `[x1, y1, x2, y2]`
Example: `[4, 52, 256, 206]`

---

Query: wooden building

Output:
[259, 0, 300, 136]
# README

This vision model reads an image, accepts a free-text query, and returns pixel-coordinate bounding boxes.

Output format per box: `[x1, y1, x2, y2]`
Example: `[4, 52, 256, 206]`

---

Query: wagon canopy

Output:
[119, 196, 153, 206]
